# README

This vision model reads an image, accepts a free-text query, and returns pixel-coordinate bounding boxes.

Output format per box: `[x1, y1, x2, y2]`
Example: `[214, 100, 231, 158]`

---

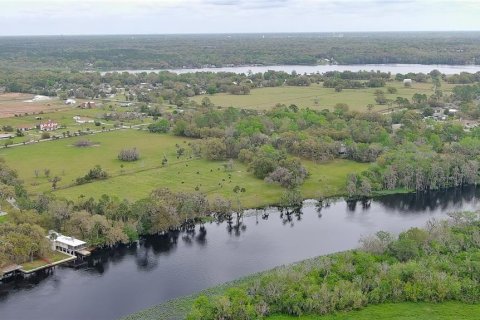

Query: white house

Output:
[73, 116, 95, 124]
[65, 99, 76, 105]
[47, 231, 88, 255]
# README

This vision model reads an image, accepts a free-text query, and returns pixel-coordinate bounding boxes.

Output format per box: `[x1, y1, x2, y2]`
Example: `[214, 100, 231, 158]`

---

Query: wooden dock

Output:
[0, 264, 22, 280]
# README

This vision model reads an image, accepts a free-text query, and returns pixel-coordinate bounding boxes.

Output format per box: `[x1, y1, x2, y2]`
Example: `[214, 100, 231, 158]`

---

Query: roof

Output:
[56, 235, 86, 247]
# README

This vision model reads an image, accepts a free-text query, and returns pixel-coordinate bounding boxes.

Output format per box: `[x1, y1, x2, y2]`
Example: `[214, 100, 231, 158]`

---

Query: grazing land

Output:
[191, 81, 456, 111]
[0, 129, 368, 207]
[269, 302, 480, 320]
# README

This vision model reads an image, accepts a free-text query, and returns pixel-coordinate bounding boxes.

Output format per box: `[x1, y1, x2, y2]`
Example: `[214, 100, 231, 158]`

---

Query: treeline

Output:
[187, 213, 480, 319]
[1, 33, 480, 70]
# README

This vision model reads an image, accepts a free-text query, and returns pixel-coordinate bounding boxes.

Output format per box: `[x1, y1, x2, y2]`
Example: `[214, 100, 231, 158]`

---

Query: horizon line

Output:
[1, 30, 480, 37]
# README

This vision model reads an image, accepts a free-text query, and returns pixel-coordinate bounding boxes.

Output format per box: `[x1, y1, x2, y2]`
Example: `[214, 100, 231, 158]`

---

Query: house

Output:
[78, 101, 96, 109]
[73, 116, 95, 124]
[65, 98, 76, 105]
[0, 133, 14, 140]
[17, 124, 34, 132]
[47, 231, 89, 256]
[40, 120, 58, 131]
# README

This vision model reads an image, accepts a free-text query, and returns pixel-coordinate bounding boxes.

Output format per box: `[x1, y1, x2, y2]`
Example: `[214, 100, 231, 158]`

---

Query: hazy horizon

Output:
[2, 0, 480, 36]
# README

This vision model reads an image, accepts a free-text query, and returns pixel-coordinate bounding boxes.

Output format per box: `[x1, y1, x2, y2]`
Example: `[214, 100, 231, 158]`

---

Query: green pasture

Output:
[0, 130, 368, 207]
[269, 302, 480, 320]
[191, 81, 456, 111]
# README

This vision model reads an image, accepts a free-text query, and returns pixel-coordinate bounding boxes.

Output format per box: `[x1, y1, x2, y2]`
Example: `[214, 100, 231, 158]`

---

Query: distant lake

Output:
[103, 64, 480, 75]
[1, 188, 479, 320]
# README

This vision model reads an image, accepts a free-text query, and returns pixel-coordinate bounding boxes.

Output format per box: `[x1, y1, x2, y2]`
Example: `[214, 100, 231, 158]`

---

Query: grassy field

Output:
[269, 302, 480, 320]
[20, 251, 73, 272]
[0, 129, 368, 207]
[191, 81, 456, 111]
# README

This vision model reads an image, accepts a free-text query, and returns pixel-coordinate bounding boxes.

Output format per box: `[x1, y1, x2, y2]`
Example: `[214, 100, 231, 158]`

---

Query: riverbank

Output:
[125, 213, 480, 320]
[4, 190, 474, 320]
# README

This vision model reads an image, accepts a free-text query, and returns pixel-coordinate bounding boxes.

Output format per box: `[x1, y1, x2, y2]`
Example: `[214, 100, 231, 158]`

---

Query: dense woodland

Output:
[1, 32, 480, 70]
[187, 212, 480, 319]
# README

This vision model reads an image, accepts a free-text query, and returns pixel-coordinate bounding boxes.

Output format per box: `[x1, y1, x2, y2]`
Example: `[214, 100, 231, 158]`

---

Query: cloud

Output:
[0, 0, 479, 35]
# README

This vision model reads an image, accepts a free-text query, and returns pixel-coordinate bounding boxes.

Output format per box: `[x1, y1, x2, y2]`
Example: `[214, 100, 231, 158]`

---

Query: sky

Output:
[1, 0, 480, 36]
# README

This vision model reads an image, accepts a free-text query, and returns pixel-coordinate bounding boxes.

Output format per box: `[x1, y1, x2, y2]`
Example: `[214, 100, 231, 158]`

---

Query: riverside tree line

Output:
[187, 212, 480, 319]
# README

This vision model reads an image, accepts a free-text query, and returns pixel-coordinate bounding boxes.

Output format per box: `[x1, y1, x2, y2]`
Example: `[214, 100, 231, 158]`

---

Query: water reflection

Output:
[1, 187, 479, 320]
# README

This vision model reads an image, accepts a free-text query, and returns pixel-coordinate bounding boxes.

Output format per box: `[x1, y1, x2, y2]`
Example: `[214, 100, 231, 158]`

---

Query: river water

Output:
[1, 188, 480, 320]
[104, 64, 480, 75]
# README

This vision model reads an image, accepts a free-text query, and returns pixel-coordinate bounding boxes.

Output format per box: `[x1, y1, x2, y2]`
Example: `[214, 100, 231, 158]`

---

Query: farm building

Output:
[78, 101, 96, 109]
[73, 116, 95, 124]
[65, 98, 76, 105]
[403, 79, 412, 86]
[16, 124, 35, 132]
[40, 120, 58, 131]
[0, 133, 14, 139]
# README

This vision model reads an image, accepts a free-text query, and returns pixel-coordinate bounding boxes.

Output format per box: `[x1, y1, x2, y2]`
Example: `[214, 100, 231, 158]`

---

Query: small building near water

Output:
[47, 231, 90, 256]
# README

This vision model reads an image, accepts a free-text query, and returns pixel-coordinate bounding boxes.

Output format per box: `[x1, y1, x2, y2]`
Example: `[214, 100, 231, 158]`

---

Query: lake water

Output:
[1, 188, 480, 320]
[104, 64, 480, 75]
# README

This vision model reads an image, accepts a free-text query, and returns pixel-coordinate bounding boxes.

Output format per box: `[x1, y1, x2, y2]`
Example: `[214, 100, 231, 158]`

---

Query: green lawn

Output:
[0, 215, 7, 223]
[269, 302, 480, 320]
[20, 250, 73, 272]
[191, 81, 456, 111]
[0, 129, 368, 207]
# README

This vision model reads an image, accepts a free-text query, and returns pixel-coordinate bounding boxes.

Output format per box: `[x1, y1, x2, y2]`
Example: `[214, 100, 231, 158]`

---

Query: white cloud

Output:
[0, 0, 479, 35]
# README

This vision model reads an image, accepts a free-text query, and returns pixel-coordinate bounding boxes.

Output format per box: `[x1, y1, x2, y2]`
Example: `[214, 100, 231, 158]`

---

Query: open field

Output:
[269, 302, 480, 320]
[20, 251, 73, 272]
[191, 81, 457, 111]
[0, 130, 368, 207]
[0, 96, 153, 145]
[0, 93, 71, 118]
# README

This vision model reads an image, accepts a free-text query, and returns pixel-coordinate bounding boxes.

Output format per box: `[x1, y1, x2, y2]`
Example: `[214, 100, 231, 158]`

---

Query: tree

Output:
[50, 176, 61, 190]
[148, 119, 170, 133]
[203, 138, 226, 161]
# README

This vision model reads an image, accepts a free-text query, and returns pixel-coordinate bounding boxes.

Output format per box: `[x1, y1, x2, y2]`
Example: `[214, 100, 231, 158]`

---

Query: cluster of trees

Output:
[118, 148, 140, 162]
[1, 33, 480, 71]
[188, 213, 480, 319]
[162, 99, 480, 197]
[0, 222, 50, 266]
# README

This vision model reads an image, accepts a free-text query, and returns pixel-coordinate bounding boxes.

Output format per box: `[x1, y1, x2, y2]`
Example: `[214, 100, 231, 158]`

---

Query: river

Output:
[103, 64, 480, 75]
[1, 188, 479, 320]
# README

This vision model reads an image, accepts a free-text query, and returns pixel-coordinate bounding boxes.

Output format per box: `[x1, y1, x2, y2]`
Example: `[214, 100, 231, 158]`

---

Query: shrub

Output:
[74, 139, 94, 147]
[41, 132, 51, 139]
[76, 165, 108, 185]
[118, 148, 140, 162]
[148, 119, 169, 133]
